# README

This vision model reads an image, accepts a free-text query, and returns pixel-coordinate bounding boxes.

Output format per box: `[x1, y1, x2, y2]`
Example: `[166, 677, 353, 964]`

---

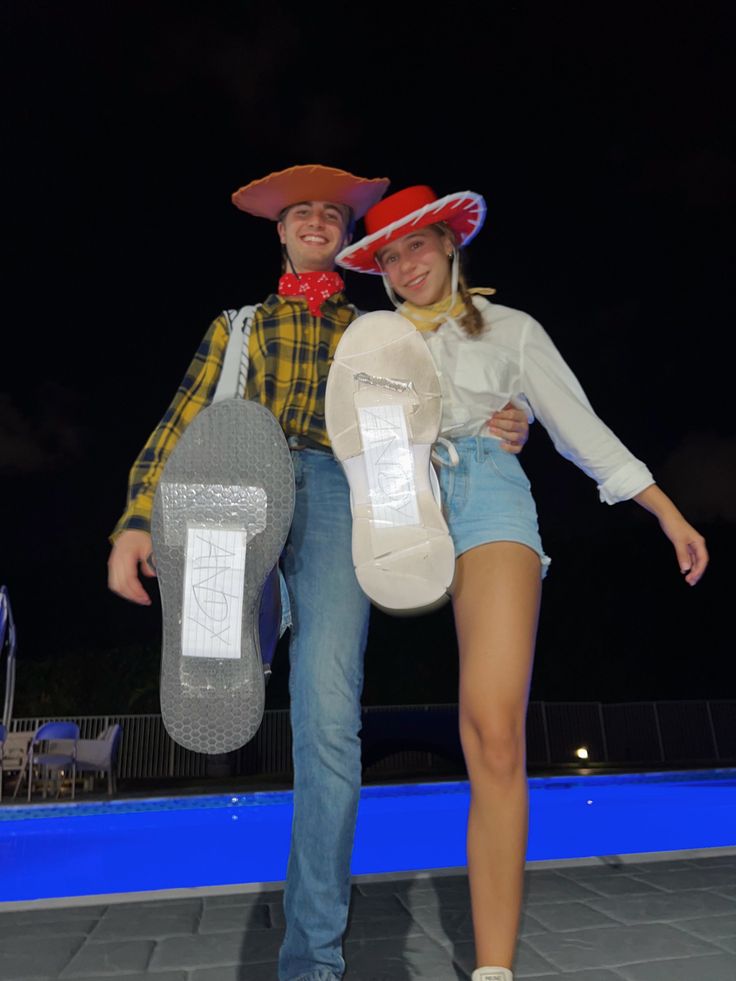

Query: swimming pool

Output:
[1, 770, 734, 904]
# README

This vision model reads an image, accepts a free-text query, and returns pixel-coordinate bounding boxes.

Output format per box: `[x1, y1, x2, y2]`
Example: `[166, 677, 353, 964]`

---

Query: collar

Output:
[399, 288, 495, 333]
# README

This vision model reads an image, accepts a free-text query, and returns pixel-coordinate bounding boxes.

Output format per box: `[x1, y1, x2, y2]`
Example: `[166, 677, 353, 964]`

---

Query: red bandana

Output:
[278, 271, 345, 317]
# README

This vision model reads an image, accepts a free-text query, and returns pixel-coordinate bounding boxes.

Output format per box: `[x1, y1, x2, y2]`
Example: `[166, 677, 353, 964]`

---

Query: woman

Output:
[333, 186, 708, 981]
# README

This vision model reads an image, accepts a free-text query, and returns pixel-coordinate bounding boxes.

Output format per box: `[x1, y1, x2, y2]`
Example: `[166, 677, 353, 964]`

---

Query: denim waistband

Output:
[433, 435, 504, 465]
[287, 435, 332, 454]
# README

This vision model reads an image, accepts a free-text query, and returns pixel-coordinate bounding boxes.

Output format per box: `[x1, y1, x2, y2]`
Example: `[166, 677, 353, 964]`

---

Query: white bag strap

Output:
[213, 304, 258, 403]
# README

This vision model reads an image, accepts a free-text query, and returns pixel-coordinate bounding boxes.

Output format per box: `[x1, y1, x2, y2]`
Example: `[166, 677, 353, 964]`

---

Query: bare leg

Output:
[453, 541, 541, 969]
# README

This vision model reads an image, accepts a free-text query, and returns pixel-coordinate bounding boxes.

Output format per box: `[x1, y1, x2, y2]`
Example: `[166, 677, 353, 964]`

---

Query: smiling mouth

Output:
[301, 234, 329, 245]
[403, 273, 428, 289]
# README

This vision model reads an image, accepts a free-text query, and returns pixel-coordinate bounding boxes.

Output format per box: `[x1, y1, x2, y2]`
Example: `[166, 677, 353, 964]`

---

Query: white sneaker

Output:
[472, 969, 513, 981]
[325, 311, 455, 613]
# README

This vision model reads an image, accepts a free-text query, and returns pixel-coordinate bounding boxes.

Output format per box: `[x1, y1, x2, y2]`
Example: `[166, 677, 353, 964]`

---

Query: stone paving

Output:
[1, 854, 735, 981]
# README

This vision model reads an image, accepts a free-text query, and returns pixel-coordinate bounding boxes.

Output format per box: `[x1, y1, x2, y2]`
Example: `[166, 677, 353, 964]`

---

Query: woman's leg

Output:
[453, 540, 541, 970]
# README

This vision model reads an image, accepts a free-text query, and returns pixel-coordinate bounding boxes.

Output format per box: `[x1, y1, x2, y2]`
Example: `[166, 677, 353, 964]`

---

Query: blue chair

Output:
[27, 721, 79, 801]
[0, 723, 6, 803]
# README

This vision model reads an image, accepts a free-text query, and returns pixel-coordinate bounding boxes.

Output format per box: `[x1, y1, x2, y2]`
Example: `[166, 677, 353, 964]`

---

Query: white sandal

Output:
[325, 311, 455, 613]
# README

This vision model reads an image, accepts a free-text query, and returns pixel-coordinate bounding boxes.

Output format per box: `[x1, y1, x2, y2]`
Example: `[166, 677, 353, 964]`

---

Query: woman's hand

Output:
[633, 485, 709, 586]
[487, 402, 530, 454]
[657, 511, 708, 586]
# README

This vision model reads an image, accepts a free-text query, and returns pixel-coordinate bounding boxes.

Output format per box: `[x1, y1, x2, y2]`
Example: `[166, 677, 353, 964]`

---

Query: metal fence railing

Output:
[6, 700, 735, 783]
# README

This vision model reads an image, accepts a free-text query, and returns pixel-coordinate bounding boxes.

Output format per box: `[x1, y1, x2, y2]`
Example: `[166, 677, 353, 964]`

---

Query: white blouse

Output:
[421, 297, 654, 505]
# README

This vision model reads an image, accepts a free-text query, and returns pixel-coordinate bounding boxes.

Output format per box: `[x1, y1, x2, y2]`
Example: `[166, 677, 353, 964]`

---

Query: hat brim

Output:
[336, 191, 486, 274]
[232, 165, 390, 221]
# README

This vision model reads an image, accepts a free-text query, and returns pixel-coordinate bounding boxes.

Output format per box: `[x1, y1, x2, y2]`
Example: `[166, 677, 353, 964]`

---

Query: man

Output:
[108, 164, 528, 980]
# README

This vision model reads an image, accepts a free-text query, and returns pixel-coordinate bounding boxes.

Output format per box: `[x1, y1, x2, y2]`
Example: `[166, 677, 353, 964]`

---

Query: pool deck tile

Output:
[624, 867, 736, 891]
[265, 901, 286, 930]
[149, 930, 282, 970]
[584, 889, 736, 924]
[615, 952, 736, 981]
[712, 883, 736, 900]
[398, 904, 475, 944]
[554, 871, 667, 897]
[64, 975, 188, 981]
[343, 933, 463, 980]
[673, 910, 736, 940]
[59, 939, 154, 977]
[0, 917, 99, 940]
[0, 906, 108, 923]
[89, 904, 202, 940]
[388, 883, 474, 912]
[523, 873, 604, 905]
[202, 890, 284, 908]
[709, 935, 736, 955]
[521, 900, 622, 932]
[537, 973, 625, 980]
[188, 968, 278, 981]
[693, 855, 736, 867]
[2, 857, 736, 980]
[198, 903, 271, 934]
[348, 892, 415, 916]
[452, 938, 558, 977]
[0, 936, 85, 981]
[523, 922, 722, 971]
[343, 913, 428, 942]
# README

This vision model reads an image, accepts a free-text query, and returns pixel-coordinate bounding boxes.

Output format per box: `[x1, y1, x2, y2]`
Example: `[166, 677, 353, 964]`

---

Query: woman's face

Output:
[377, 227, 453, 306]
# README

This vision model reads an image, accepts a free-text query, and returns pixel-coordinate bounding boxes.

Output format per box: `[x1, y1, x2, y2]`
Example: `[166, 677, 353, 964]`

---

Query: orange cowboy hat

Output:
[336, 185, 486, 274]
[232, 164, 390, 220]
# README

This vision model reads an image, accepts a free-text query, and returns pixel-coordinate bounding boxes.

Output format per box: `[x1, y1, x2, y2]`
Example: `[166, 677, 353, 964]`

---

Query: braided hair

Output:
[434, 224, 486, 337]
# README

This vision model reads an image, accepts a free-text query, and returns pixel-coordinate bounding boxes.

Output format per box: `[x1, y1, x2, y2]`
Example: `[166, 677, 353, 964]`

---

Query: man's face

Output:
[277, 201, 351, 273]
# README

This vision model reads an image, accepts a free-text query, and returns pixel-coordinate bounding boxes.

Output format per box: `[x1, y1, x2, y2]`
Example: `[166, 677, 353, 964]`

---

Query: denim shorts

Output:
[435, 436, 550, 576]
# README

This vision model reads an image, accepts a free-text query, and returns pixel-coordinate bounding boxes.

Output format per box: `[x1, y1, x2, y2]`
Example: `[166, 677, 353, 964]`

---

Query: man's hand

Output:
[107, 530, 157, 605]
[486, 402, 530, 454]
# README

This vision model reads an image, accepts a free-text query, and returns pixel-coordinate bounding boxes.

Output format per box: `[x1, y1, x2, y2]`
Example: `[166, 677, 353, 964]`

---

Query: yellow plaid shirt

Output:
[111, 290, 356, 540]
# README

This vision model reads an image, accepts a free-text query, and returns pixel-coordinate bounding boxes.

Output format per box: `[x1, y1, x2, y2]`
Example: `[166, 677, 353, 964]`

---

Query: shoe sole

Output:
[325, 311, 454, 613]
[151, 399, 294, 754]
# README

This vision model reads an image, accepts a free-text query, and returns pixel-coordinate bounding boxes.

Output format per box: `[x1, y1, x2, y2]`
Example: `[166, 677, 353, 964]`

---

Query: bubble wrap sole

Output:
[151, 399, 294, 754]
[325, 311, 455, 613]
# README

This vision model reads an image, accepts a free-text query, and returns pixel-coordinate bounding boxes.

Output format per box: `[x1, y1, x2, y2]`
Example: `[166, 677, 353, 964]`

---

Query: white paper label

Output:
[357, 404, 420, 527]
[181, 528, 246, 659]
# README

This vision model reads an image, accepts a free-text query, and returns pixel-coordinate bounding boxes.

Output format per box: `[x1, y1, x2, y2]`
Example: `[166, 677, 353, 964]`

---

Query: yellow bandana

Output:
[398, 288, 496, 333]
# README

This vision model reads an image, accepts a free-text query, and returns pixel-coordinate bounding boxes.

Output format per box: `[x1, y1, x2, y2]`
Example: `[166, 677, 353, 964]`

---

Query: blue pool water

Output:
[1, 770, 734, 903]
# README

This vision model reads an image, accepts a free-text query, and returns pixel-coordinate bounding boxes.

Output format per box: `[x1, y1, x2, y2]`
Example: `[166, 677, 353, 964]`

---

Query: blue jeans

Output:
[278, 449, 371, 981]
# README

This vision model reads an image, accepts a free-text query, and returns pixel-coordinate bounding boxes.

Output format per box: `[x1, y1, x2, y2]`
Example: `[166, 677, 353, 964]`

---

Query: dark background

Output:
[2, 1, 734, 715]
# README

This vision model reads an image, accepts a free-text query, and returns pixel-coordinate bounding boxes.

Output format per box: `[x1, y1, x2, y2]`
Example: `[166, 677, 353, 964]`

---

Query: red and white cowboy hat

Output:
[232, 164, 390, 220]
[336, 185, 486, 274]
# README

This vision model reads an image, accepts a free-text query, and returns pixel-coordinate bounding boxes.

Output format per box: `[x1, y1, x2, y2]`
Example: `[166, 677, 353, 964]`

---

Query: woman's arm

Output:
[519, 316, 655, 504]
[516, 314, 708, 584]
[633, 485, 709, 585]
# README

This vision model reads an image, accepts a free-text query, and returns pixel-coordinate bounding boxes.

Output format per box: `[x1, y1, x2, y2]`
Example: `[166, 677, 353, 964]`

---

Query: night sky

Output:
[2, 2, 734, 713]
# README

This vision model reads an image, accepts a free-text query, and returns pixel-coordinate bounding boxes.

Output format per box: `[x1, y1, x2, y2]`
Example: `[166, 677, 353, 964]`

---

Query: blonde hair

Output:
[433, 224, 485, 336]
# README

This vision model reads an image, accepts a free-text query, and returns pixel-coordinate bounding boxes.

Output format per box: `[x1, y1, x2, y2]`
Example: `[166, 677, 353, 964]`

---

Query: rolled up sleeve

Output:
[519, 317, 654, 504]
